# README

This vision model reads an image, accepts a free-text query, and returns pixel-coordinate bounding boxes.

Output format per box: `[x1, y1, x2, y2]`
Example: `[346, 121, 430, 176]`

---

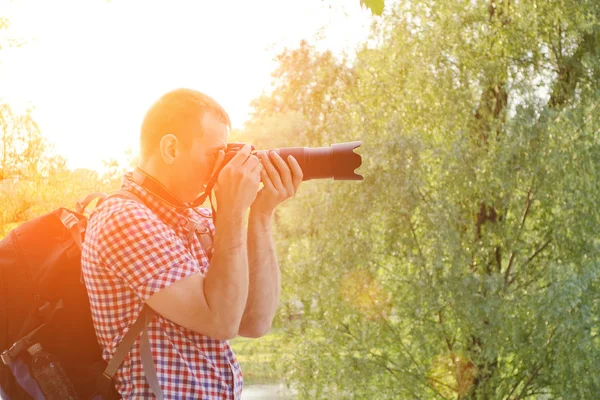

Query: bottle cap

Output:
[27, 343, 43, 355]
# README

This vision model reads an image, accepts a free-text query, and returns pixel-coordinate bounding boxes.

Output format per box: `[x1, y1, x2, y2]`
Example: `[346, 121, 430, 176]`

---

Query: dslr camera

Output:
[220, 141, 363, 181]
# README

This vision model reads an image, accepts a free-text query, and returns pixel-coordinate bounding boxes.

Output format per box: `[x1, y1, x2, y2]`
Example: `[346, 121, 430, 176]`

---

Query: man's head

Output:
[139, 88, 231, 203]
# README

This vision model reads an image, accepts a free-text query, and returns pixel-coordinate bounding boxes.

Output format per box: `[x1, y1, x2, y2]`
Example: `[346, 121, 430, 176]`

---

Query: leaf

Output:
[360, 0, 384, 16]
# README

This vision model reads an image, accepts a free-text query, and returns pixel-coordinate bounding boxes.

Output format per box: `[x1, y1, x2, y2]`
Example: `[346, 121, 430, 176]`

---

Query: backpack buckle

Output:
[1, 350, 12, 365]
[60, 210, 79, 230]
[1, 340, 26, 365]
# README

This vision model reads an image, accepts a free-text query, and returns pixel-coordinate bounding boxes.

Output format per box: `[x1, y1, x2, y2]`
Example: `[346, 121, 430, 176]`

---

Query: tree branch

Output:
[404, 214, 429, 276]
[504, 180, 535, 289]
[514, 363, 543, 400]
[437, 309, 455, 354]
[381, 317, 427, 377]
[508, 237, 552, 286]
[520, 238, 552, 270]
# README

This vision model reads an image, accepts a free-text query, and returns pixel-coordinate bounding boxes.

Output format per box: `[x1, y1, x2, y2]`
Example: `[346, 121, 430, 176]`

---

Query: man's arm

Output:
[237, 211, 280, 338]
[146, 211, 249, 340]
[238, 151, 303, 338]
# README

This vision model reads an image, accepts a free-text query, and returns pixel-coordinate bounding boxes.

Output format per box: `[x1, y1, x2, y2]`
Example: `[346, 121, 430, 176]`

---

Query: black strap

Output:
[131, 168, 218, 223]
[140, 310, 164, 400]
[1, 300, 64, 365]
[76, 192, 108, 214]
[105, 189, 147, 208]
[63, 212, 84, 251]
[60, 209, 88, 284]
[101, 306, 155, 379]
[98, 306, 161, 399]
[131, 169, 190, 209]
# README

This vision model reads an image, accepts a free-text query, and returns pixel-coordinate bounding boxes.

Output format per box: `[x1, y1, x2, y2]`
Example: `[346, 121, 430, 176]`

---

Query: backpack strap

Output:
[89, 189, 214, 399]
[97, 306, 162, 399]
[95, 189, 142, 209]
[139, 309, 164, 400]
[75, 192, 108, 214]
[0, 300, 64, 366]
[94, 190, 165, 399]
[110, 189, 214, 260]
[60, 209, 84, 251]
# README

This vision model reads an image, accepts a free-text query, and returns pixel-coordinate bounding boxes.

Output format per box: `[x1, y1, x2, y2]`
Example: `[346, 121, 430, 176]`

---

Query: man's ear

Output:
[159, 134, 179, 165]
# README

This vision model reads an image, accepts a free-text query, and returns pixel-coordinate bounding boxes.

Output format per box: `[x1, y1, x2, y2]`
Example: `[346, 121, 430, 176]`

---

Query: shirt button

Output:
[178, 217, 188, 227]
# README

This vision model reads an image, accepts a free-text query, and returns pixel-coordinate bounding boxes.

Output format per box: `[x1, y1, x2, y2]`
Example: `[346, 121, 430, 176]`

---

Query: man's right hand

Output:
[214, 144, 262, 214]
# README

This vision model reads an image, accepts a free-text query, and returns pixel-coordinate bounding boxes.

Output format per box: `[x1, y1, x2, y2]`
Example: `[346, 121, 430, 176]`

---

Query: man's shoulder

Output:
[88, 196, 160, 235]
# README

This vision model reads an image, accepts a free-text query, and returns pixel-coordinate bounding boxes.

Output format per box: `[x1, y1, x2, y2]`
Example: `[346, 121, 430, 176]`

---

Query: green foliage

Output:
[0, 17, 121, 237]
[361, 0, 385, 16]
[0, 103, 123, 239]
[242, 0, 600, 398]
[230, 331, 288, 386]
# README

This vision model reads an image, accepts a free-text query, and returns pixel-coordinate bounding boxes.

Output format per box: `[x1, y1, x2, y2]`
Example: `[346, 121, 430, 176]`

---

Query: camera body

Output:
[222, 143, 256, 165]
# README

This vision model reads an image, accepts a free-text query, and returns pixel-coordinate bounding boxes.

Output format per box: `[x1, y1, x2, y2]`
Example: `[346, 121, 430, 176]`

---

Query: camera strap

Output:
[130, 169, 216, 258]
[131, 169, 190, 209]
[191, 170, 220, 223]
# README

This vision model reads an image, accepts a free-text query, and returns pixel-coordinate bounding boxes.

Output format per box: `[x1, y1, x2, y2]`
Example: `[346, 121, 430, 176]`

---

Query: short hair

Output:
[140, 88, 231, 157]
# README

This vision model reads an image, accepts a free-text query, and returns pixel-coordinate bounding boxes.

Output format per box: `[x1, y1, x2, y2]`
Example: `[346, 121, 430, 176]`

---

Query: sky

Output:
[0, 0, 374, 172]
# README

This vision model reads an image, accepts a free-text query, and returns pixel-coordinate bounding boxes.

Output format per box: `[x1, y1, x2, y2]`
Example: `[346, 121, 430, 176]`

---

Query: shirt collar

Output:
[121, 171, 203, 230]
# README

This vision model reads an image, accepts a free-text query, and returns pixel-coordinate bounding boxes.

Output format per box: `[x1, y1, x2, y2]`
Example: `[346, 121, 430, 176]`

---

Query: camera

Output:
[221, 141, 363, 181]
[195, 141, 363, 211]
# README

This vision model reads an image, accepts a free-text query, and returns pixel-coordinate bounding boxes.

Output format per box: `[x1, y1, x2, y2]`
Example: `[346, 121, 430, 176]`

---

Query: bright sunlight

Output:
[0, 0, 372, 171]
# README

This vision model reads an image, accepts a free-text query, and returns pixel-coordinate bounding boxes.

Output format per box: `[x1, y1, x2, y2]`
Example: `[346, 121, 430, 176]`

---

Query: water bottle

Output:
[27, 342, 79, 400]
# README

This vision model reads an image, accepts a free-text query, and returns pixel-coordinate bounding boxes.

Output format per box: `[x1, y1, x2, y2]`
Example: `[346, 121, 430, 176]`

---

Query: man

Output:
[81, 88, 302, 399]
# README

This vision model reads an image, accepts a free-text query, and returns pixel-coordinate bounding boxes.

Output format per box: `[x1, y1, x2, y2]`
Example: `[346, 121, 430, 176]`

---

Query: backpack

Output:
[0, 191, 162, 400]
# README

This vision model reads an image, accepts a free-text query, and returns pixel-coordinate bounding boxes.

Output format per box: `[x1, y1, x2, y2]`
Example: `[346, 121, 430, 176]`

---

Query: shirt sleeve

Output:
[96, 202, 201, 301]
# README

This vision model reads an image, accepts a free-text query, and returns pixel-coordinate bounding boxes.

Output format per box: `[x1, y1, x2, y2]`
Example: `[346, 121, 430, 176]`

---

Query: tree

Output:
[0, 105, 45, 180]
[0, 19, 118, 238]
[0, 101, 113, 237]
[242, 1, 600, 398]
[361, 0, 385, 16]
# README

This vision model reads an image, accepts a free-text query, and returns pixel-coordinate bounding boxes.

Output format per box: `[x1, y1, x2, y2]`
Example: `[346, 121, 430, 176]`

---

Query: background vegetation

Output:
[234, 1, 600, 398]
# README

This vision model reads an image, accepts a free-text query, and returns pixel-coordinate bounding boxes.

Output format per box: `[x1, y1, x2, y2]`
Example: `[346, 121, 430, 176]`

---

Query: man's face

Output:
[171, 111, 228, 203]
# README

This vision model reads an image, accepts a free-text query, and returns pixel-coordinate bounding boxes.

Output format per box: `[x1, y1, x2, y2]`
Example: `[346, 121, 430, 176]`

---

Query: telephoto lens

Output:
[195, 141, 363, 211]
[225, 141, 363, 181]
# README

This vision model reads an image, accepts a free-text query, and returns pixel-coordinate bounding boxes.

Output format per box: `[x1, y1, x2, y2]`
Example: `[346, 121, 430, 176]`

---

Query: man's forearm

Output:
[204, 212, 249, 335]
[239, 210, 280, 337]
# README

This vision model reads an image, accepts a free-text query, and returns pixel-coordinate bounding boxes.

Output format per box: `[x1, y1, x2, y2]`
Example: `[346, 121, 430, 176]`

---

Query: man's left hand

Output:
[251, 151, 303, 217]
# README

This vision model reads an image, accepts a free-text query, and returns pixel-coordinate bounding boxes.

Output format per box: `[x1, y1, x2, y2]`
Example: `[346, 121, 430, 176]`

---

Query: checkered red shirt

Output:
[81, 172, 243, 399]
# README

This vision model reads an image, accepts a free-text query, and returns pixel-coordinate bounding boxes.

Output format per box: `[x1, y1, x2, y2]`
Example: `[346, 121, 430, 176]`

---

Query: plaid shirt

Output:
[81, 172, 243, 399]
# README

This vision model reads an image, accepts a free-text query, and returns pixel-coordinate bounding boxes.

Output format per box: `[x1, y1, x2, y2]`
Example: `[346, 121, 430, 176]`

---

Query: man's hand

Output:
[214, 144, 262, 215]
[252, 151, 303, 216]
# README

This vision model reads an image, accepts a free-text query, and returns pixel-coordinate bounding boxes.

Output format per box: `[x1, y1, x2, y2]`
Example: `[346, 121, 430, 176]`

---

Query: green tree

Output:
[243, 1, 600, 398]
[0, 19, 119, 238]
[0, 102, 113, 237]
[0, 12, 136, 239]
[361, 0, 385, 16]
